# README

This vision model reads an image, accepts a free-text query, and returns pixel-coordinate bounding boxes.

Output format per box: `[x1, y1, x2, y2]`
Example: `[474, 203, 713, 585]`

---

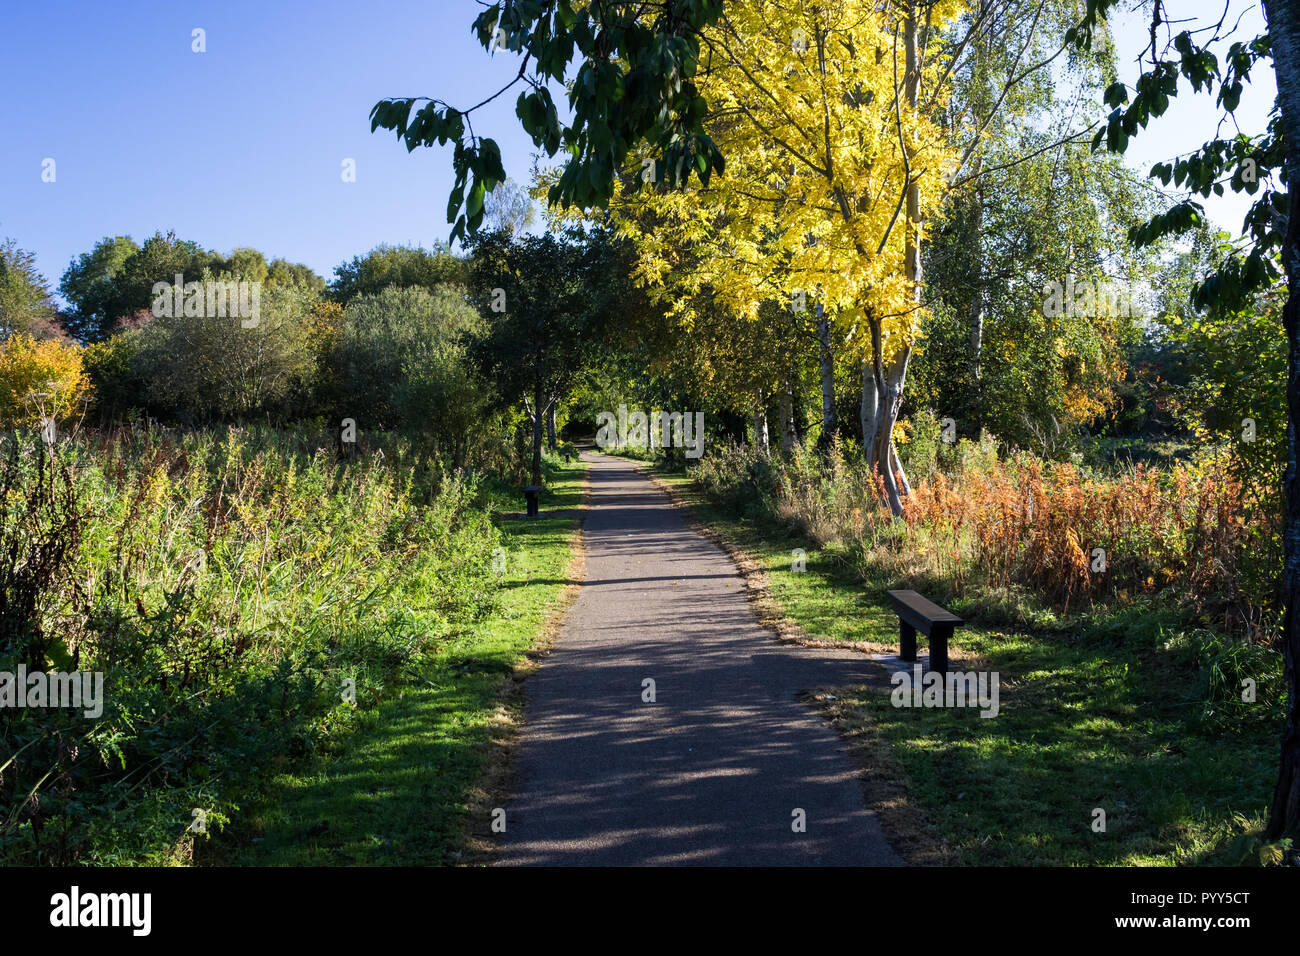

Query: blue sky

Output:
[0, 0, 544, 300]
[0, 0, 1278, 305]
[1110, 0, 1275, 236]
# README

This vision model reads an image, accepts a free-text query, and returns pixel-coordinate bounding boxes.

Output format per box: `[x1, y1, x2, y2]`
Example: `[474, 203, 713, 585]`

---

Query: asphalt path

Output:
[499, 451, 903, 866]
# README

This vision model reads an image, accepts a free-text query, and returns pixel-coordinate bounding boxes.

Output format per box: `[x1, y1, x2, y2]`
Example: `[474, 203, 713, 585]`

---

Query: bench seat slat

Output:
[886, 589, 963, 633]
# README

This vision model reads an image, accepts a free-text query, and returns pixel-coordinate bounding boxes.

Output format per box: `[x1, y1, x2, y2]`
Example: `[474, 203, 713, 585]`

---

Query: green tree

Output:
[370, 1, 728, 241]
[192, 248, 325, 294]
[131, 273, 317, 420]
[340, 284, 484, 433]
[393, 338, 490, 467]
[267, 258, 325, 293]
[57, 235, 140, 342]
[328, 244, 465, 304]
[82, 333, 146, 423]
[62, 232, 216, 342]
[216, 247, 269, 284]
[917, 140, 1159, 451]
[467, 229, 623, 484]
[0, 239, 59, 341]
[482, 178, 537, 238]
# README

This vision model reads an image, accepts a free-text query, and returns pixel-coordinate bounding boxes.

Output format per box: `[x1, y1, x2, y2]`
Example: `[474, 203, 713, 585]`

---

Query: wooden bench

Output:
[885, 590, 964, 675]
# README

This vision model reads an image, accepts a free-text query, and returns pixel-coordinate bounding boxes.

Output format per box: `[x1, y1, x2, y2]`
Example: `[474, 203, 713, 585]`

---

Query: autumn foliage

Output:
[895, 456, 1260, 619]
[695, 437, 1270, 629]
[0, 333, 91, 427]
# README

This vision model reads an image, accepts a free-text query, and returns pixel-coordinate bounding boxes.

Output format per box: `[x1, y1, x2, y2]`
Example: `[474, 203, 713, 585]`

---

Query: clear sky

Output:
[0, 0, 546, 301]
[0, 0, 1279, 305]
[1110, 0, 1276, 236]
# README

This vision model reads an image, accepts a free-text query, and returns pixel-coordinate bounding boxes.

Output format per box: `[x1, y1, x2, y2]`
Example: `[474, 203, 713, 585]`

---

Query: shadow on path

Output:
[500, 452, 903, 866]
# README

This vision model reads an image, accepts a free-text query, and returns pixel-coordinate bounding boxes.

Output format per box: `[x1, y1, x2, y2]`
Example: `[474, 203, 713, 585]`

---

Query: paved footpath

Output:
[500, 452, 903, 866]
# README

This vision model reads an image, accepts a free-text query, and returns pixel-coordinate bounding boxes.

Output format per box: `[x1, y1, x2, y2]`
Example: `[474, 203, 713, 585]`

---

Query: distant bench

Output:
[885, 590, 964, 675]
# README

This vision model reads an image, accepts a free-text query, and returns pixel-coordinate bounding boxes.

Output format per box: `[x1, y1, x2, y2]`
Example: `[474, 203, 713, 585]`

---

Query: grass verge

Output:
[203, 458, 586, 866]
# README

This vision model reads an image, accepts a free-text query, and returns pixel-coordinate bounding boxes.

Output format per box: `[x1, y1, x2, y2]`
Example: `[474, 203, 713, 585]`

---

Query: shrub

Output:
[129, 275, 319, 421]
[341, 284, 485, 433]
[0, 424, 502, 864]
[0, 239, 58, 340]
[688, 437, 1269, 628]
[328, 244, 466, 304]
[1171, 628, 1287, 731]
[0, 334, 90, 427]
[82, 333, 146, 422]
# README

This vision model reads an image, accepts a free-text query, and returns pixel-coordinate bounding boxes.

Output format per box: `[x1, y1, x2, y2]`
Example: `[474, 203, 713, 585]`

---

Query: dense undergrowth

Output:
[689, 425, 1278, 641]
[0, 422, 548, 865]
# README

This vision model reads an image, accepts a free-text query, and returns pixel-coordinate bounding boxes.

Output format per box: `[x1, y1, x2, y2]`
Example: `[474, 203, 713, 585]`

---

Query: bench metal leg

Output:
[899, 621, 917, 662]
[930, 625, 951, 675]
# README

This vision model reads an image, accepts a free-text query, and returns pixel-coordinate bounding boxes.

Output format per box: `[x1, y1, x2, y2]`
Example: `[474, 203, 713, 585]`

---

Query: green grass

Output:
[648, 463, 1281, 866]
[203, 457, 585, 866]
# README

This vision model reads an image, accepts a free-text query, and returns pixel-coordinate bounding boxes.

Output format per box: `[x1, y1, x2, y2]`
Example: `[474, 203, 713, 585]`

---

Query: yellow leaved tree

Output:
[0, 334, 91, 429]
[601, 0, 967, 512]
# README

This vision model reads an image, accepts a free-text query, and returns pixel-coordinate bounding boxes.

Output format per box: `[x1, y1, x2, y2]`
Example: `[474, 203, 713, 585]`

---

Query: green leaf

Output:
[467, 179, 486, 220]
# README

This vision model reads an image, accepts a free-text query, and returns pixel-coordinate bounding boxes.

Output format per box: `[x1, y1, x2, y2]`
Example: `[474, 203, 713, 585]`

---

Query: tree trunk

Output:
[780, 374, 797, 454]
[753, 392, 770, 453]
[546, 401, 558, 452]
[530, 379, 544, 487]
[859, 0, 922, 518]
[863, 322, 912, 516]
[970, 174, 986, 386]
[1263, 0, 1300, 847]
[860, 358, 879, 470]
[816, 302, 837, 447]
[903, 3, 923, 301]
